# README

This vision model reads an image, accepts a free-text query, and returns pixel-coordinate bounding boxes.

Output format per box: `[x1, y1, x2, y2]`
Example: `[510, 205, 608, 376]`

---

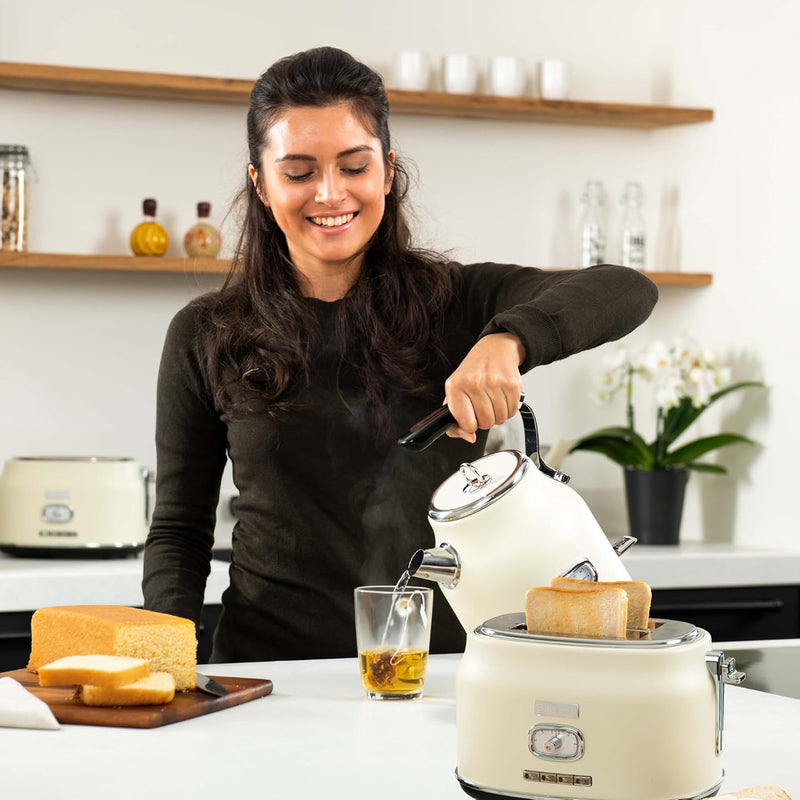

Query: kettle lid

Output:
[429, 451, 529, 522]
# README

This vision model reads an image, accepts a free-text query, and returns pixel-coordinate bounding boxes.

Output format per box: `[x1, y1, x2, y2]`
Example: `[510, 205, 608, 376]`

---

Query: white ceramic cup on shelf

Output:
[443, 54, 480, 94]
[488, 56, 527, 97]
[394, 51, 432, 91]
[538, 59, 572, 100]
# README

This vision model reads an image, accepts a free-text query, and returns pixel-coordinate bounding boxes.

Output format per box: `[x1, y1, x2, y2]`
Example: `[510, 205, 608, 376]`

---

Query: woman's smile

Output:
[308, 211, 357, 229]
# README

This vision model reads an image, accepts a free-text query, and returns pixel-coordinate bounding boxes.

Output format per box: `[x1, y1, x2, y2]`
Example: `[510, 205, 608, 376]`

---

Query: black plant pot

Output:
[624, 468, 689, 545]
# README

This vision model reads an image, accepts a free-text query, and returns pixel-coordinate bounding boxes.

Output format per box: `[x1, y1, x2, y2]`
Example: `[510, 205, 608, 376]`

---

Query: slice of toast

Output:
[551, 577, 652, 630]
[525, 585, 628, 639]
[38, 655, 150, 688]
[81, 672, 176, 707]
[717, 787, 793, 800]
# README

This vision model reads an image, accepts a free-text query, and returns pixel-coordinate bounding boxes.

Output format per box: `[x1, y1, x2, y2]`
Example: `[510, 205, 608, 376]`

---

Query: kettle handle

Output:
[397, 398, 570, 484]
[520, 403, 570, 484]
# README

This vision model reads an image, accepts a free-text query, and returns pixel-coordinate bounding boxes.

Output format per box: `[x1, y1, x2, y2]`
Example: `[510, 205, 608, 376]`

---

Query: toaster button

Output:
[574, 776, 593, 787]
[42, 503, 74, 523]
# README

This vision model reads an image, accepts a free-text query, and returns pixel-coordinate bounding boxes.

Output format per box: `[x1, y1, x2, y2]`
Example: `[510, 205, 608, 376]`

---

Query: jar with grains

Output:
[1, 145, 31, 252]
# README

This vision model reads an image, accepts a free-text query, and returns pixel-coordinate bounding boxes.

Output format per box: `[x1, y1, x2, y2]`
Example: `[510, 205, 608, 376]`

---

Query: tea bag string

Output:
[383, 589, 427, 665]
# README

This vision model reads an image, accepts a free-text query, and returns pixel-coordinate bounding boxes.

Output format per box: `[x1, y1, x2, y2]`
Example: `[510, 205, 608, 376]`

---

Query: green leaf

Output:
[686, 463, 728, 474]
[660, 433, 755, 466]
[660, 397, 696, 449]
[570, 426, 652, 467]
[661, 381, 764, 449]
[570, 438, 651, 468]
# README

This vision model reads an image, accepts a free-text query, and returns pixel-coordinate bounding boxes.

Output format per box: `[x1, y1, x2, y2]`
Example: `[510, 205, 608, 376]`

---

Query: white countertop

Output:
[1, 543, 799, 613]
[621, 542, 800, 589]
[0, 654, 797, 799]
[0, 553, 230, 612]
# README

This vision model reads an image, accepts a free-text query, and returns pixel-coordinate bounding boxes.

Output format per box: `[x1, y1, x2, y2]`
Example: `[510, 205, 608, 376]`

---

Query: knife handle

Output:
[397, 405, 456, 452]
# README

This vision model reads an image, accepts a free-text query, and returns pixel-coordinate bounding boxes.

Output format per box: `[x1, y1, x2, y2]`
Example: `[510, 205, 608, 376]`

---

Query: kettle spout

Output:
[407, 543, 461, 590]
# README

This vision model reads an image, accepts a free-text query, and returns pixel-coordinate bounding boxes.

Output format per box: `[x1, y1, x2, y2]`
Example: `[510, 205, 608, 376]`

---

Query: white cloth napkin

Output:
[0, 676, 60, 730]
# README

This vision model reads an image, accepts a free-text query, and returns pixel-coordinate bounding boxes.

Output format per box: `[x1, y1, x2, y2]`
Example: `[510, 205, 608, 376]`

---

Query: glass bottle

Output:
[130, 198, 169, 256]
[1, 145, 31, 252]
[183, 201, 221, 258]
[578, 180, 606, 267]
[619, 181, 646, 270]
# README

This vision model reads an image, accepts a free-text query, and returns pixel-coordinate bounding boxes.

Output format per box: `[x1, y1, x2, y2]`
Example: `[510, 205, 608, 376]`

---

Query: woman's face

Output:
[250, 104, 394, 297]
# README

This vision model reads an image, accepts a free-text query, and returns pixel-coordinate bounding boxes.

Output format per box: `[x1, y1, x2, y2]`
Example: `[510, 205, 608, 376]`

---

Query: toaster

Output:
[0, 456, 152, 557]
[456, 613, 744, 800]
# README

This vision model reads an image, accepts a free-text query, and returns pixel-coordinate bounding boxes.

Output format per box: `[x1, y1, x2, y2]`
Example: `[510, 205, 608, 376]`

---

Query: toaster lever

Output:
[706, 650, 746, 755]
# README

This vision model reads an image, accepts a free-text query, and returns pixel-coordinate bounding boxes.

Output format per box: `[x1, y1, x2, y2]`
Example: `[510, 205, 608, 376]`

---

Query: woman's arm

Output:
[142, 303, 228, 624]
[444, 263, 658, 440]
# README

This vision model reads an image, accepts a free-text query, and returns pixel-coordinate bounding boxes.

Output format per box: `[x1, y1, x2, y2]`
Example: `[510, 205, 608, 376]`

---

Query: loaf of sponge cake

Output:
[27, 605, 197, 691]
[525, 585, 628, 639]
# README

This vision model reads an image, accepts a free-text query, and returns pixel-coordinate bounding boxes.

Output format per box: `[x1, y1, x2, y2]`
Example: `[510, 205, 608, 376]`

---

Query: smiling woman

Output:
[142, 46, 658, 665]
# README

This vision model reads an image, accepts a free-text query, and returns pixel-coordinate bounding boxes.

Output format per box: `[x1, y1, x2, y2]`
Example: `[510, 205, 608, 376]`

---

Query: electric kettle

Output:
[398, 401, 633, 632]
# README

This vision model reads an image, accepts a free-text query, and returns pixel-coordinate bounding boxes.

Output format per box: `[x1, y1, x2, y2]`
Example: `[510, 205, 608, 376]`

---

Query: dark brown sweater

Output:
[142, 262, 657, 662]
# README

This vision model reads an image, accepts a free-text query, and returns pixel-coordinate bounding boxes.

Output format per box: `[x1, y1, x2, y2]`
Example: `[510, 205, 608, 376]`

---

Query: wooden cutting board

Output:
[1, 668, 273, 728]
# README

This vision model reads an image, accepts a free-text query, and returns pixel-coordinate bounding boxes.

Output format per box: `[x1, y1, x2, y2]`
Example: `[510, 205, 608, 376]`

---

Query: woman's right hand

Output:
[443, 332, 525, 443]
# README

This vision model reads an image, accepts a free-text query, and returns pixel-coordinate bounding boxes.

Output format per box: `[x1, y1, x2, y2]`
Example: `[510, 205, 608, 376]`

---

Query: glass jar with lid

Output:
[1, 145, 31, 252]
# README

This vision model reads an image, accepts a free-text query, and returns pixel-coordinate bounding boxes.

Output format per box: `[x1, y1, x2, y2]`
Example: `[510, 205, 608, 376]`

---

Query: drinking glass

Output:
[354, 585, 433, 700]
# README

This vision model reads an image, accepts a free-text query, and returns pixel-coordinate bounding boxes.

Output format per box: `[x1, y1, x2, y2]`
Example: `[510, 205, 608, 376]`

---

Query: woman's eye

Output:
[342, 164, 369, 176]
[284, 172, 313, 183]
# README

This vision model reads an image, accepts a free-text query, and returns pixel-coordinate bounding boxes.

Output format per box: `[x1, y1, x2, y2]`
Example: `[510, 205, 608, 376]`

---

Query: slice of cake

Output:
[38, 654, 150, 688]
[81, 672, 176, 707]
[27, 605, 197, 691]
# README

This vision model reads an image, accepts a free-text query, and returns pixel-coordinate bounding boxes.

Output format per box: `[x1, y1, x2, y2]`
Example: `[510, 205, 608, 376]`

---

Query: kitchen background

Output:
[0, 0, 796, 549]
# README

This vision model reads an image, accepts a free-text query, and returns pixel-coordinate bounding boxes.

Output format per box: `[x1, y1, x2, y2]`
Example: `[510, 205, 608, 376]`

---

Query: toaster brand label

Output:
[534, 700, 579, 719]
[39, 529, 78, 538]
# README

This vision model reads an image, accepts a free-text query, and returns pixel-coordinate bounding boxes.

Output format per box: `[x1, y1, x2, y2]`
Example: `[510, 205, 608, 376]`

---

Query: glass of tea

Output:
[354, 585, 433, 700]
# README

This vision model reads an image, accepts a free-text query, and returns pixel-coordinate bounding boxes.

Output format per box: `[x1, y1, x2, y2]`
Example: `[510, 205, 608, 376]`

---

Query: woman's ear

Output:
[248, 164, 268, 206]
[385, 150, 396, 196]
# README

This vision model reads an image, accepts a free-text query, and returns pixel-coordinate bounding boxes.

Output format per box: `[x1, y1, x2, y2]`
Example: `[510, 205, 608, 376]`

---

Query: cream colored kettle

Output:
[398, 402, 633, 633]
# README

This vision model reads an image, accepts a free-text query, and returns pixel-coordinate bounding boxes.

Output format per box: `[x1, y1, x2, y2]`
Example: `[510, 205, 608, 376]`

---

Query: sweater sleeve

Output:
[458, 263, 658, 373]
[141, 302, 228, 625]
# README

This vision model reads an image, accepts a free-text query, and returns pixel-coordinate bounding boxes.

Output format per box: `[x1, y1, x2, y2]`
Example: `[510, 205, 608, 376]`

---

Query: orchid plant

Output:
[569, 337, 763, 473]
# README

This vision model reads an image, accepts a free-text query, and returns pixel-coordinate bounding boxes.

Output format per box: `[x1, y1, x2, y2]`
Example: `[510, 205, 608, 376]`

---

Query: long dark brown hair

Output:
[201, 46, 454, 422]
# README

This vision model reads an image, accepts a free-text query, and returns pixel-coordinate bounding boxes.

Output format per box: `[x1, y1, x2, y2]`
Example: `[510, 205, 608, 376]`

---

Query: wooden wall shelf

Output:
[0, 252, 712, 286]
[0, 61, 713, 129]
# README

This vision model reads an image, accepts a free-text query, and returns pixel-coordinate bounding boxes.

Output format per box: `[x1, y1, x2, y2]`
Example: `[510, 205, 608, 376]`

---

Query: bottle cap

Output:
[142, 198, 157, 216]
[197, 202, 211, 218]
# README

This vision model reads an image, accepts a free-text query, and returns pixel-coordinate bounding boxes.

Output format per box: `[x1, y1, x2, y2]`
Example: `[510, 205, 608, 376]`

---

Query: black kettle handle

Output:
[397, 398, 570, 484]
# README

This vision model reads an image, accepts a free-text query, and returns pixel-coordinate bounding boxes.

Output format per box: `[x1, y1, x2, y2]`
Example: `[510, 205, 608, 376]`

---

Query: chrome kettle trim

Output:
[429, 451, 529, 522]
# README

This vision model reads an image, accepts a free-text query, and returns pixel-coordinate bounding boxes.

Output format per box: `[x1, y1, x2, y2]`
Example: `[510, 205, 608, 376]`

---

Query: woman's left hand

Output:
[443, 332, 526, 443]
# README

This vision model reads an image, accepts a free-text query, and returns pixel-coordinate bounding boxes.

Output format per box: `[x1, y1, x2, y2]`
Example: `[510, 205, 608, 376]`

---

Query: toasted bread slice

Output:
[525, 585, 628, 639]
[717, 788, 793, 800]
[81, 672, 176, 707]
[38, 655, 150, 688]
[552, 577, 652, 630]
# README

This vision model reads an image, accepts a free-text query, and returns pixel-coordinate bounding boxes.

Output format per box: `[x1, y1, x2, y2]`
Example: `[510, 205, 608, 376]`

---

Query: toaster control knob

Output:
[42, 503, 74, 524]
[529, 725, 584, 761]
[545, 735, 562, 752]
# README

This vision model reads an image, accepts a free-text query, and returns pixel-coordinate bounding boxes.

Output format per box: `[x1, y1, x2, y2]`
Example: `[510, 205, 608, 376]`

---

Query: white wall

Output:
[1, 0, 796, 548]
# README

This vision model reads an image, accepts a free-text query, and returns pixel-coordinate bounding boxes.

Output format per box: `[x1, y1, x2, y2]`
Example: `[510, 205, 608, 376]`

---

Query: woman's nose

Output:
[315, 170, 347, 205]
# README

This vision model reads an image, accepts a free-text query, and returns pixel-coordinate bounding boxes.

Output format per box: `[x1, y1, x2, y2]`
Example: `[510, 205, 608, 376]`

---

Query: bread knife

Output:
[195, 673, 228, 697]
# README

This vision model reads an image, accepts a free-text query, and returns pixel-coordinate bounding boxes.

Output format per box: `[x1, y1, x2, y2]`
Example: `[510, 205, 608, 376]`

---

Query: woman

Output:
[142, 46, 658, 662]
